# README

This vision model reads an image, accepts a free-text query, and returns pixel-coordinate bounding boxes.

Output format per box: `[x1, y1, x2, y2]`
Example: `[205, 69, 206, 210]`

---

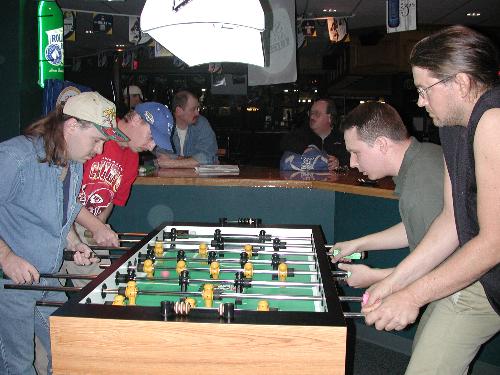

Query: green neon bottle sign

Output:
[38, 0, 64, 87]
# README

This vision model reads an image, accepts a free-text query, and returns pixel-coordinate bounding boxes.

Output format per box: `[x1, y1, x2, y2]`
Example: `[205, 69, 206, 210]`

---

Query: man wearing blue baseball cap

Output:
[60, 102, 174, 286]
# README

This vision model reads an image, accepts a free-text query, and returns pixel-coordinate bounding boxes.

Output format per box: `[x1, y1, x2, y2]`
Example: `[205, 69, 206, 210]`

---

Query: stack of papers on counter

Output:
[195, 165, 240, 176]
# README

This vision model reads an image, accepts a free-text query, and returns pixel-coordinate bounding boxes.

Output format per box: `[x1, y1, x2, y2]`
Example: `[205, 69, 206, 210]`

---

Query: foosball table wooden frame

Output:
[50, 222, 347, 374]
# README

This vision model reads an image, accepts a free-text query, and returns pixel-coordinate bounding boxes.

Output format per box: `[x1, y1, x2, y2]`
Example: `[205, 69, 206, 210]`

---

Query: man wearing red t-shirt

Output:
[62, 102, 174, 285]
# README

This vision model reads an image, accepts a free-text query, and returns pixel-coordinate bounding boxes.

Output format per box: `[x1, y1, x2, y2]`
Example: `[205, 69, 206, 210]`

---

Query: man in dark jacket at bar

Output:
[280, 98, 349, 169]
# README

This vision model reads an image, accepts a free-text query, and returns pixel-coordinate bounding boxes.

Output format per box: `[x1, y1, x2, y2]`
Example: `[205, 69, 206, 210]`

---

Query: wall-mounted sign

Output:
[64, 11, 76, 41]
[93, 14, 113, 35]
[38, 0, 64, 87]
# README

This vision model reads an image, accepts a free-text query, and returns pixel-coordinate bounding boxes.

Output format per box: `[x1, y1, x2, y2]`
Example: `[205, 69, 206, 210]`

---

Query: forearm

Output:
[387, 209, 459, 291]
[97, 204, 114, 224]
[355, 222, 408, 251]
[75, 207, 106, 234]
[0, 238, 13, 267]
[157, 156, 199, 169]
[66, 227, 82, 251]
[408, 234, 500, 306]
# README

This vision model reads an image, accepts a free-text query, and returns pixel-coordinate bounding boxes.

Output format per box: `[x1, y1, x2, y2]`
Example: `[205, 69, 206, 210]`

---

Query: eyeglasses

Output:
[416, 75, 454, 100]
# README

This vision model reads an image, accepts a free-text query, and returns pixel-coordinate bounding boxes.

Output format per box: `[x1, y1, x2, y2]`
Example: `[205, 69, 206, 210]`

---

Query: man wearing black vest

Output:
[362, 25, 500, 375]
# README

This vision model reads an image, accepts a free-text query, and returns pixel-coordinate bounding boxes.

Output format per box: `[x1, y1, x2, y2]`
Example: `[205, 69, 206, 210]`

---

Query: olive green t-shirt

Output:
[393, 138, 444, 251]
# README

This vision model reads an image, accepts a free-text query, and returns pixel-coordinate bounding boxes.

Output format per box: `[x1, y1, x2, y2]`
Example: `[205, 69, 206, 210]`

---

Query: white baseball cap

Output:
[63, 91, 129, 142]
[123, 85, 143, 98]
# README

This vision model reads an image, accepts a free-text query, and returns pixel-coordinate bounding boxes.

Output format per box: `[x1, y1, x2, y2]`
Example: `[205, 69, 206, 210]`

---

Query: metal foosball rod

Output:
[36, 300, 65, 307]
[1, 269, 96, 280]
[149, 239, 310, 250]
[168, 233, 313, 241]
[115, 273, 324, 288]
[132, 264, 326, 277]
[33, 299, 365, 319]
[4, 284, 81, 293]
[103, 285, 364, 304]
[122, 269, 349, 280]
[149, 246, 316, 257]
[63, 250, 124, 261]
[141, 254, 318, 266]
[84, 229, 148, 238]
[88, 245, 130, 251]
[161, 228, 314, 241]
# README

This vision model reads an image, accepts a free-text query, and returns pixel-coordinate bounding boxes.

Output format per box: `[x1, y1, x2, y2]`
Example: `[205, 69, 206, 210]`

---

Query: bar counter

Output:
[111, 165, 402, 279]
[135, 166, 397, 199]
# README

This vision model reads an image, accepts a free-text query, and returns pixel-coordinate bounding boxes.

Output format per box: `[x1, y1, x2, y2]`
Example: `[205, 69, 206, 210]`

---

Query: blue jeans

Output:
[0, 278, 66, 375]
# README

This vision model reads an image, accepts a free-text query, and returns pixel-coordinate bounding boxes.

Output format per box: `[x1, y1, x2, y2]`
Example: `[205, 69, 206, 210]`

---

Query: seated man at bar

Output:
[123, 85, 144, 110]
[331, 102, 444, 289]
[117, 85, 145, 118]
[280, 98, 349, 170]
[155, 90, 218, 168]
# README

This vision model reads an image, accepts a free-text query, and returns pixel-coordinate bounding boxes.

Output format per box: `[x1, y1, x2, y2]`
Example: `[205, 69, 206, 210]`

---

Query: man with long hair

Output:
[363, 26, 500, 374]
[0, 92, 124, 374]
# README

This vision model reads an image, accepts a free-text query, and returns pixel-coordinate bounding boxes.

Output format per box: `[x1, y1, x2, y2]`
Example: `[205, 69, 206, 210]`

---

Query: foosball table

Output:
[50, 222, 350, 374]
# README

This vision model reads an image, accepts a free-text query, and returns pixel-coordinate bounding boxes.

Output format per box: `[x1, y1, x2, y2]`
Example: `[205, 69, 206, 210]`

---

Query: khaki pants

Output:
[406, 281, 500, 375]
[59, 222, 109, 288]
[36, 223, 109, 374]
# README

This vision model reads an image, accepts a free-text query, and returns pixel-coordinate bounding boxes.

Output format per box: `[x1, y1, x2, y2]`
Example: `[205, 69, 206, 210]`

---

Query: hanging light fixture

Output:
[140, 0, 265, 67]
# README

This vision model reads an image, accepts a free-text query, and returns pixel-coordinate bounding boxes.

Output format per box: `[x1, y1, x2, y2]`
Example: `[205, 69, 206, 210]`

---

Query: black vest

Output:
[439, 85, 500, 315]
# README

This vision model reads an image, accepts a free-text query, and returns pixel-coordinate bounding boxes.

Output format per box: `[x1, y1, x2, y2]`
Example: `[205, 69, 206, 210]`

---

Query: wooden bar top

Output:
[135, 166, 397, 199]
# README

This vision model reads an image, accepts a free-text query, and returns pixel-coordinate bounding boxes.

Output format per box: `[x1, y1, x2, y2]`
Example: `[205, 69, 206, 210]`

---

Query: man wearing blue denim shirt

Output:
[156, 90, 218, 168]
[0, 91, 123, 375]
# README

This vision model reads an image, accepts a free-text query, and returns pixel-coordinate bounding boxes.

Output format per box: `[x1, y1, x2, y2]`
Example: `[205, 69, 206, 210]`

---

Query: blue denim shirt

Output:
[0, 136, 83, 274]
[171, 115, 218, 164]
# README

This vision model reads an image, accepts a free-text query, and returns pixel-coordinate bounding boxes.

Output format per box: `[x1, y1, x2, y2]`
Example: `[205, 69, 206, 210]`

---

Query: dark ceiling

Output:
[57, 0, 500, 59]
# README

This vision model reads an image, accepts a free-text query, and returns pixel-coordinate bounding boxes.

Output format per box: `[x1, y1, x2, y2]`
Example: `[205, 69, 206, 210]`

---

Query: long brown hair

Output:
[410, 25, 499, 97]
[24, 105, 70, 166]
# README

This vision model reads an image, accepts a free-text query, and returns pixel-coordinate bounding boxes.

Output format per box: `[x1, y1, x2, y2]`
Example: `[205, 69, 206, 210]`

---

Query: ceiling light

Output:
[467, 12, 481, 17]
[141, 0, 265, 67]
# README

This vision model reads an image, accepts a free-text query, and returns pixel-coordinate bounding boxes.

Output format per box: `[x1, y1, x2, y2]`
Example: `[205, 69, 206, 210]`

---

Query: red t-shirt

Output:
[78, 141, 138, 216]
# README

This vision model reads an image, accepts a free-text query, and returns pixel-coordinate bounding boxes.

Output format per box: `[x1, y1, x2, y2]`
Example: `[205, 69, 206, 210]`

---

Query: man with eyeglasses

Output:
[280, 98, 349, 169]
[155, 90, 218, 168]
[362, 25, 500, 375]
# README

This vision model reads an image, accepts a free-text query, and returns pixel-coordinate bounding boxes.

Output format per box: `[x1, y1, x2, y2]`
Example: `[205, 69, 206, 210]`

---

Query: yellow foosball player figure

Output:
[257, 300, 270, 312]
[209, 261, 220, 280]
[143, 259, 155, 278]
[202, 284, 215, 307]
[125, 281, 138, 305]
[113, 295, 126, 306]
[154, 240, 164, 257]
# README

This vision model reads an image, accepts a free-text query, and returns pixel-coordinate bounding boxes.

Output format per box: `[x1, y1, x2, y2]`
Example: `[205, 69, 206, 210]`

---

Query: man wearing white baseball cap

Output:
[0, 91, 120, 374]
[60, 102, 173, 288]
[123, 85, 144, 110]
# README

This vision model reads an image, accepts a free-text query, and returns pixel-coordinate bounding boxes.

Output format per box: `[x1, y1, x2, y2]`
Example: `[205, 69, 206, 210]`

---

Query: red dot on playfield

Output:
[161, 270, 170, 278]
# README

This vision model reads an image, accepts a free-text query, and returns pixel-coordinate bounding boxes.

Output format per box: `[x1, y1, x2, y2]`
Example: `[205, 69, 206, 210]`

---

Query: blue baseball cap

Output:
[135, 102, 174, 152]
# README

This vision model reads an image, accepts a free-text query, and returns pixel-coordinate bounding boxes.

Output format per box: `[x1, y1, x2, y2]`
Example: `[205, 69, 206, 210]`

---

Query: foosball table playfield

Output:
[50, 221, 349, 374]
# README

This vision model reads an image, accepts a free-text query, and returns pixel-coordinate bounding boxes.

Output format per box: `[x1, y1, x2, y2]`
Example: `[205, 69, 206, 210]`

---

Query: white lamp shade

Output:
[141, 0, 265, 66]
